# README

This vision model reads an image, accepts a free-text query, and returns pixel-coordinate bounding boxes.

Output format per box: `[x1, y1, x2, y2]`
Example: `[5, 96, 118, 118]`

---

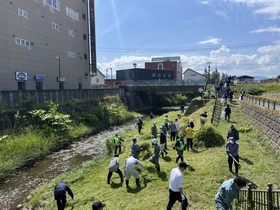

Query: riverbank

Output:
[24, 98, 280, 209]
[0, 96, 136, 182]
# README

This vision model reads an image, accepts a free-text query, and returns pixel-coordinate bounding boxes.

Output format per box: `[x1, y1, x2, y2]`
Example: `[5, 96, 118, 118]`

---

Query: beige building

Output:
[0, 0, 91, 91]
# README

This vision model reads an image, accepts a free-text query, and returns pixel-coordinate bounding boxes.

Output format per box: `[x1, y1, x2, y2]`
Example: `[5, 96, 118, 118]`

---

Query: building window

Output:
[158, 74, 161, 77]
[83, 34, 87, 40]
[158, 63, 163, 70]
[52, 22, 59, 31]
[163, 74, 166, 78]
[82, 13, 86, 20]
[66, 7, 79, 21]
[152, 73, 156, 77]
[36, 82, 43, 91]
[69, 29, 75, 37]
[18, 8, 27, 17]
[43, 0, 60, 11]
[84, 54, 87, 60]
[67, 51, 76, 58]
[18, 82, 26, 91]
[96, 78, 99, 83]
[15, 38, 30, 47]
[168, 74, 171, 78]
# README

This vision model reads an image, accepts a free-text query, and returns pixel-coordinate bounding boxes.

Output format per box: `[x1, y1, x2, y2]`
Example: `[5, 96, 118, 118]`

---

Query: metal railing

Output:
[244, 95, 280, 112]
[123, 79, 206, 86]
[237, 183, 280, 210]
[211, 95, 222, 126]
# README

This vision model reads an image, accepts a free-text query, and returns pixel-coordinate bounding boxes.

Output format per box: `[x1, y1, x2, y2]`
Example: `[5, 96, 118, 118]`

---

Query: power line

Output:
[96, 41, 280, 53]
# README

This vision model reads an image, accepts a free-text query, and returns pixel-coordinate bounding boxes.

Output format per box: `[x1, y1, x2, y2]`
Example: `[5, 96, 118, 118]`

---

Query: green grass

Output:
[25, 99, 280, 210]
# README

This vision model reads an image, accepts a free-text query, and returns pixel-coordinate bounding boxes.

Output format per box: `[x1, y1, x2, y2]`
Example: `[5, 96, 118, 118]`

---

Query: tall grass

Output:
[24, 98, 280, 210]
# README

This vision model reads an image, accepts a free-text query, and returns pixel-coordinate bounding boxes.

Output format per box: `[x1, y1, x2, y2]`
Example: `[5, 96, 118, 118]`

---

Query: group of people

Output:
[54, 103, 245, 210]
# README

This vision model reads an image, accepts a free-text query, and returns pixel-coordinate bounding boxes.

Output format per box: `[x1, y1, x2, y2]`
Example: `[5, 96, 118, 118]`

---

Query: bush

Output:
[193, 125, 225, 148]
[105, 138, 114, 155]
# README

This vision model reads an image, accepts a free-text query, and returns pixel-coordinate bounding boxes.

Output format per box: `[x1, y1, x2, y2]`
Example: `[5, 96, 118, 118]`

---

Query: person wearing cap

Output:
[169, 121, 177, 141]
[113, 133, 124, 155]
[92, 201, 106, 210]
[149, 138, 161, 172]
[214, 177, 247, 210]
[151, 122, 158, 138]
[131, 137, 142, 159]
[227, 124, 239, 141]
[175, 135, 186, 163]
[54, 181, 74, 210]
[166, 162, 189, 210]
[124, 154, 145, 188]
[107, 154, 124, 185]
[225, 137, 239, 175]
[185, 124, 198, 151]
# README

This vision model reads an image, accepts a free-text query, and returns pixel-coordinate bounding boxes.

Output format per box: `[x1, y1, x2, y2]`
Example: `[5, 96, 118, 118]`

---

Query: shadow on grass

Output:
[141, 152, 153, 161]
[110, 181, 123, 189]
[158, 171, 168, 181]
[162, 156, 172, 162]
[146, 166, 157, 173]
[188, 166, 195, 172]
[126, 180, 147, 193]
[239, 157, 253, 165]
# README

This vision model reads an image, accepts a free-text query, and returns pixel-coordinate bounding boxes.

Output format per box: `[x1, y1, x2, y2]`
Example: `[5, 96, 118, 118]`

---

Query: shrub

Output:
[193, 125, 225, 148]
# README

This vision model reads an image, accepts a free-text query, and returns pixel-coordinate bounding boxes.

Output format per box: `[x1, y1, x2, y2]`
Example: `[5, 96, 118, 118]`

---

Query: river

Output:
[0, 124, 135, 210]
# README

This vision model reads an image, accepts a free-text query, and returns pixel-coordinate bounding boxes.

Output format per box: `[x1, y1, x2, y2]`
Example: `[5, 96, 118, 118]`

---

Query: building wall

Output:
[144, 61, 182, 80]
[183, 69, 206, 82]
[91, 70, 105, 87]
[0, 0, 91, 91]
[116, 69, 175, 81]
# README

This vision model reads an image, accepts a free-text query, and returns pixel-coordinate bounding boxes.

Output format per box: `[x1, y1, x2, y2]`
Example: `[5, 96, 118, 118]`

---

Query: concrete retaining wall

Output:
[241, 101, 280, 152]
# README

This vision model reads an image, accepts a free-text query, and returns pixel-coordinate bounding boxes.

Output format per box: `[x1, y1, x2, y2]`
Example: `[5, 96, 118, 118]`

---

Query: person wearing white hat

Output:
[149, 138, 161, 172]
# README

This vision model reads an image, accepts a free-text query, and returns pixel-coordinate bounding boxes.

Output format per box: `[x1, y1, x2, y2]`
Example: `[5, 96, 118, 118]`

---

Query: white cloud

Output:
[250, 26, 280, 33]
[229, 0, 280, 19]
[201, 1, 209, 4]
[198, 37, 222, 45]
[97, 42, 280, 78]
[214, 10, 230, 20]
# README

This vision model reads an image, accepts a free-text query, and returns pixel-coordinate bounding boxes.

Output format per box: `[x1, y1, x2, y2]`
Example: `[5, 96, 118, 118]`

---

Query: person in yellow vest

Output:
[185, 124, 199, 151]
[175, 135, 186, 163]
[113, 133, 123, 155]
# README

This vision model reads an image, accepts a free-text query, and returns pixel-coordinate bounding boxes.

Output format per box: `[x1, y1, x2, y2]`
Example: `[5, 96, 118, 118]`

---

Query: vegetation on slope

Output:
[0, 96, 135, 181]
[25, 98, 280, 210]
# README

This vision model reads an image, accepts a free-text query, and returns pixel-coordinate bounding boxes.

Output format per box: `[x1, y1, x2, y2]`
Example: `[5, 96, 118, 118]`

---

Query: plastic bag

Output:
[221, 111, 225, 118]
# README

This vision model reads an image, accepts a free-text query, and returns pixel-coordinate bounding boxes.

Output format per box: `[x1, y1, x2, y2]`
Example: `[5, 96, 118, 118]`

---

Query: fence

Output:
[0, 88, 119, 107]
[237, 183, 280, 210]
[244, 96, 280, 112]
[211, 97, 222, 126]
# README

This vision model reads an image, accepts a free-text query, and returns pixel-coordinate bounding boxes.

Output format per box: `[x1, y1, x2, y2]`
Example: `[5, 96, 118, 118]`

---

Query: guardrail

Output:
[211, 97, 222, 126]
[123, 79, 206, 86]
[244, 95, 280, 112]
[0, 88, 119, 107]
[237, 183, 280, 210]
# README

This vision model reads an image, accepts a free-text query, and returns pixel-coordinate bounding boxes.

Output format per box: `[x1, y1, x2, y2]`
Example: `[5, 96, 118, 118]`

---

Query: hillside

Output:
[25, 98, 280, 210]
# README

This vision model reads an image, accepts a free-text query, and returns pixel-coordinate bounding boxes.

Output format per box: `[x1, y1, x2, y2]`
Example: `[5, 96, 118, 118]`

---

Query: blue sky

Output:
[95, 0, 280, 78]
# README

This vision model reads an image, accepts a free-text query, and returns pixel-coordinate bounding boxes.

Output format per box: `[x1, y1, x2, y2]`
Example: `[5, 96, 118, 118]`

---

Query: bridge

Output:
[0, 80, 205, 107]
[119, 80, 205, 96]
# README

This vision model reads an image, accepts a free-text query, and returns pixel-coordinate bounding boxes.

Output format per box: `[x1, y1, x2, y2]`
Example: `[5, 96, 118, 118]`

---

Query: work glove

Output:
[181, 194, 185, 200]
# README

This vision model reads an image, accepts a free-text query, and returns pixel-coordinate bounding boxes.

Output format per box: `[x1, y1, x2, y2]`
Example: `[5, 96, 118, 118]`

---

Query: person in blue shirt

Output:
[54, 181, 74, 210]
[215, 177, 247, 210]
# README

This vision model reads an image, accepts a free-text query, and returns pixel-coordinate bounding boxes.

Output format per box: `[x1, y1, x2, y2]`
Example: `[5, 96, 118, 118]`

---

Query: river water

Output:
[0, 124, 135, 210]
